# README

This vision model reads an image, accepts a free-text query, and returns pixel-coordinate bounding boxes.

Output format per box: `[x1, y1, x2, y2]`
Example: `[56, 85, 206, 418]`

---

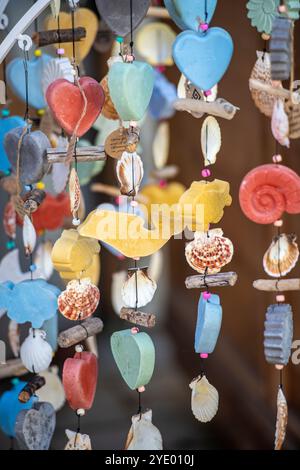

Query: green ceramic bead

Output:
[284, 0, 300, 20]
[246, 0, 280, 34]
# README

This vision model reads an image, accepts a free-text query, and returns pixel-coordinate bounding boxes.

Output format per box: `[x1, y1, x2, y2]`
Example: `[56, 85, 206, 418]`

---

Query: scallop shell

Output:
[185, 229, 234, 274]
[3, 199, 16, 239]
[65, 429, 92, 450]
[271, 99, 290, 148]
[135, 22, 175, 66]
[42, 57, 74, 97]
[116, 151, 144, 196]
[275, 387, 288, 450]
[249, 51, 277, 117]
[125, 409, 163, 450]
[69, 167, 81, 218]
[20, 328, 53, 373]
[263, 233, 299, 278]
[201, 116, 221, 166]
[189, 375, 219, 423]
[100, 75, 119, 120]
[34, 241, 54, 280]
[22, 215, 37, 256]
[111, 270, 127, 315]
[58, 278, 100, 321]
[36, 366, 66, 411]
[8, 320, 20, 358]
[121, 269, 157, 309]
[153, 121, 170, 169]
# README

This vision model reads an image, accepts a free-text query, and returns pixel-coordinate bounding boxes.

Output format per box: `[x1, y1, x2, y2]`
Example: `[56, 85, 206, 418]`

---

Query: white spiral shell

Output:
[20, 328, 53, 373]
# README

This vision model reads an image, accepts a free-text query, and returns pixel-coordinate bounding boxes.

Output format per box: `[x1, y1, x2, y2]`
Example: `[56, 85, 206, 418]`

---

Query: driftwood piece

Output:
[151, 165, 179, 180]
[249, 78, 300, 104]
[47, 146, 106, 164]
[58, 317, 104, 348]
[120, 307, 156, 328]
[0, 358, 27, 379]
[185, 272, 238, 289]
[18, 375, 46, 403]
[32, 27, 86, 47]
[91, 182, 148, 204]
[253, 279, 300, 292]
[173, 98, 239, 120]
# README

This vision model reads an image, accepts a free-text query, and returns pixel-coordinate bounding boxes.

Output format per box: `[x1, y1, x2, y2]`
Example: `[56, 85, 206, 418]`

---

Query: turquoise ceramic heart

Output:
[173, 28, 234, 91]
[164, 0, 217, 31]
[194, 293, 222, 354]
[111, 329, 155, 390]
[7, 54, 52, 109]
[0, 116, 25, 172]
[108, 61, 154, 121]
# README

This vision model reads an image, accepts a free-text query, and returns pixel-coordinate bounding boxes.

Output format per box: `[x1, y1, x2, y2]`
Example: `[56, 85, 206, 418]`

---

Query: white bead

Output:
[76, 408, 85, 416]
[72, 218, 81, 226]
[75, 344, 84, 353]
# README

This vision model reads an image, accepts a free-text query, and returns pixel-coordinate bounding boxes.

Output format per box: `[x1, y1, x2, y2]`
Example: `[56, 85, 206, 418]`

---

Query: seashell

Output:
[185, 229, 234, 274]
[111, 270, 127, 315]
[249, 51, 277, 117]
[50, 0, 60, 18]
[189, 375, 219, 423]
[100, 75, 119, 120]
[275, 387, 288, 451]
[69, 167, 81, 219]
[153, 121, 170, 170]
[22, 215, 36, 256]
[20, 328, 53, 373]
[8, 320, 20, 358]
[3, 199, 16, 239]
[36, 366, 65, 412]
[65, 429, 92, 450]
[263, 233, 299, 278]
[271, 99, 289, 148]
[148, 250, 163, 283]
[42, 57, 74, 98]
[34, 241, 54, 280]
[116, 151, 144, 196]
[201, 116, 221, 166]
[285, 100, 300, 140]
[177, 73, 186, 99]
[125, 409, 163, 450]
[121, 269, 157, 309]
[135, 22, 175, 66]
[58, 278, 100, 321]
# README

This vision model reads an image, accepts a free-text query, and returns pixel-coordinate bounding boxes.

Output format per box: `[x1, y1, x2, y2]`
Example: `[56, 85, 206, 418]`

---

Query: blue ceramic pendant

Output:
[7, 54, 52, 110]
[173, 28, 234, 91]
[0, 379, 37, 437]
[194, 293, 222, 354]
[164, 0, 217, 31]
[149, 69, 177, 120]
[0, 116, 26, 172]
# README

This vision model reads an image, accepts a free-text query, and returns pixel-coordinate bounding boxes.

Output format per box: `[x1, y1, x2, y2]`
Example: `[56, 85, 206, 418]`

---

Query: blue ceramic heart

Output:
[0, 116, 25, 172]
[173, 28, 234, 91]
[164, 0, 217, 31]
[194, 293, 222, 354]
[7, 54, 52, 109]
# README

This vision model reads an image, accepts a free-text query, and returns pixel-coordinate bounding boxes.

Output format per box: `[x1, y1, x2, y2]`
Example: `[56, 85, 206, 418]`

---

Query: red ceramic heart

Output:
[46, 77, 104, 137]
[63, 351, 98, 410]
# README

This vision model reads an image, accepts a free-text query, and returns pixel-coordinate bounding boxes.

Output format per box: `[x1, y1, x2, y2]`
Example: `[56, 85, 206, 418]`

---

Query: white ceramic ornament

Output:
[20, 328, 53, 373]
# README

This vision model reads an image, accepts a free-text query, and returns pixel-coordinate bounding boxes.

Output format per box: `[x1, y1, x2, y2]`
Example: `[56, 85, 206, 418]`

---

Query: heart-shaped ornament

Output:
[46, 77, 104, 137]
[6, 55, 52, 109]
[15, 402, 56, 450]
[0, 116, 26, 172]
[173, 28, 234, 91]
[4, 127, 50, 185]
[111, 329, 155, 390]
[164, 0, 217, 31]
[95, 0, 150, 37]
[108, 61, 154, 122]
[44, 8, 98, 62]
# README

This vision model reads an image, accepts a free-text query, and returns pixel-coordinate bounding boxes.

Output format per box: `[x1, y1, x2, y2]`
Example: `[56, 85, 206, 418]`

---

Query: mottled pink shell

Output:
[58, 278, 100, 321]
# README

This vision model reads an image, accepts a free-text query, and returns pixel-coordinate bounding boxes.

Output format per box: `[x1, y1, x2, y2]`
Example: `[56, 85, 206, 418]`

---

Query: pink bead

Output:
[200, 353, 208, 359]
[201, 168, 211, 178]
[115, 196, 121, 205]
[200, 23, 209, 31]
[133, 257, 140, 261]
[126, 54, 135, 63]
[117, 254, 125, 260]
[275, 364, 284, 370]
[159, 179, 167, 188]
[276, 294, 285, 303]
[272, 154, 282, 163]
[131, 327, 139, 334]
[274, 219, 283, 227]
[56, 48, 65, 55]
[129, 120, 137, 128]
[203, 291, 211, 300]
[278, 5, 287, 13]
[138, 386, 145, 393]
[130, 200, 138, 207]
[204, 89, 212, 97]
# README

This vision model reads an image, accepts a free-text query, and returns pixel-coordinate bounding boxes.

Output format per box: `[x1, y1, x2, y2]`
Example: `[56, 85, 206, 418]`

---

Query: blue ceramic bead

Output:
[0, 116, 26, 172]
[29, 264, 37, 272]
[149, 69, 177, 120]
[194, 293, 222, 354]
[164, 0, 217, 32]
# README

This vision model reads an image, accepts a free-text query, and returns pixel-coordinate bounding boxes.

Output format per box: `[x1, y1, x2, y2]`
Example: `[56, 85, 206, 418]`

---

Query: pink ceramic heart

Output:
[46, 77, 104, 137]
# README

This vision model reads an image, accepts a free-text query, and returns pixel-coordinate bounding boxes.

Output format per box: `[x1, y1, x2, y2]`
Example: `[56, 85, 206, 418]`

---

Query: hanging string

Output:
[204, 0, 208, 23]
[9, 437, 14, 450]
[129, 0, 134, 56]
[136, 389, 142, 417]
[74, 413, 81, 447]
[57, 15, 62, 55]
[279, 368, 283, 389]
[2, 57, 7, 105]
[71, 3, 77, 69]
[22, 47, 30, 122]
[134, 260, 138, 311]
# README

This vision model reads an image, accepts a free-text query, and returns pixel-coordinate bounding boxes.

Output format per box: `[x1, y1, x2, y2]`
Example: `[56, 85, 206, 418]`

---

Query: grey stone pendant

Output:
[270, 16, 293, 81]
[264, 303, 293, 365]
[14, 401, 56, 450]
[95, 0, 150, 37]
[4, 127, 50, 185]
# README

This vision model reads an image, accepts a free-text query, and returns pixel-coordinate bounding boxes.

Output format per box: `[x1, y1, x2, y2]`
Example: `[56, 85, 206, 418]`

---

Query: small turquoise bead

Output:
[6, 240, 15, 250]
[4, 169, 11, 176]
[24, 185, 32, 191]
[29, 264, 37, 272]
[11, 378, 19, 386]
[116, 36, 124, 43]
[1, 108, 10, 117]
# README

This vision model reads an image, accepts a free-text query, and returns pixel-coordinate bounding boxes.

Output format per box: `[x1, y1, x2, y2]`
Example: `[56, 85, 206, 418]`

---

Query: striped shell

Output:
[116, 151, 144, 196]
[58, 278, 100, 321]
[185, 229, 234, 274]
[100, 75, 119, 120]
[69, 167, 81, 219]
[249, 51, 277, 117]
[3, 199, 16, 239]
[263, 233, 299, 278]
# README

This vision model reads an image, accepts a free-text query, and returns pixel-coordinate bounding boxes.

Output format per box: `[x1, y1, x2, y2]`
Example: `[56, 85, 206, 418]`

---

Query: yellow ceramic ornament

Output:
[135, 22, 176, 66]
[51, 229, 100, 281]
[140, 182, 186, 221]
[44, 9, 98, 62]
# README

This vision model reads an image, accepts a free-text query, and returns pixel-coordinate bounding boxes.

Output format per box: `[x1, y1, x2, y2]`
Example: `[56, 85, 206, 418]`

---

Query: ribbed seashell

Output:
[271, 99, 290, 148]
[3, 199, 16, 239]
[100, 75, 119, 120]
[121, 269, 157, 309]
[20, 328, 53, 373]
[185, 229, 234, 274]
[69, 167, 81, 218]
[201, 116, 221, 166]
[116, 151, 144, 196]
[148, 250, 163, 283]
[189, 375, 219, 423]
[22, 215, 36, 256]
[249, 51, 277, 117]
[111, 270, 127, 315]
[42, 57, 74, 98]
[263, 233, 299, 278]
[65, 429, 92, 450]
[125, 409, 163, 450]
[8, 320, 20, 358]
[275, 387, 288, 451]
[58, 278, 100, 321]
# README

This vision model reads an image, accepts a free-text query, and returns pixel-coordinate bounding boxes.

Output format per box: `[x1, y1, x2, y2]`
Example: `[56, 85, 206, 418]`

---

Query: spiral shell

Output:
[185, 229, 233, 274]
[121, 269, 157, 309]
[189, 375, 219, 423]
[58, 278, 100, 321]
[100, 75, 119, 120]
[263, 233, 299, 278]
[249, 51, 277, 117]
[271, 99, 290, 148]
[22, 215, 36, 256]
[116, 151, 144, 196]
[20, 328, 53, 373]
[3, 199, 16, 239]
[239, 164, 300, 224]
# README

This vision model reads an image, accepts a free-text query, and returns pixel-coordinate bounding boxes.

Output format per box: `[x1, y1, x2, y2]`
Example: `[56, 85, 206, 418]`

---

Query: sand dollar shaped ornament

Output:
[111, 329, 155, 390]
[173, 28, 234, 91]
[194, 293, 222, 354]
[95, 0, 150, 37]
[164, 0, 217, 31]
[15, 402, 55, 450]
[63, 351, 98, 411]
[0, 116, 26, 172]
